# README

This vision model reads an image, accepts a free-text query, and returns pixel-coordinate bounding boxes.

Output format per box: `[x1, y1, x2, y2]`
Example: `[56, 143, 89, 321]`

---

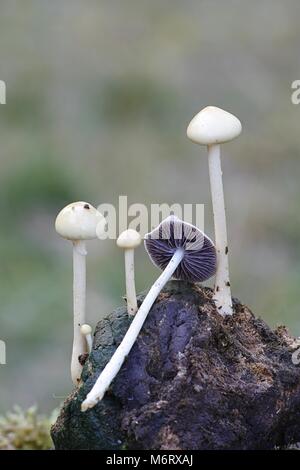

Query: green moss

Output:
[0, 405, 58, 450]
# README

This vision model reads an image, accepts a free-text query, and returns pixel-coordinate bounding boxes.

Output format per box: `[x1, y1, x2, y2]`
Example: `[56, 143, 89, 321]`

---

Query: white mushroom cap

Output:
[117, 229, 141, 249]
[55, 201, 105, 241]
[187, 106, 242, 145]
[80, 324, 92, 335]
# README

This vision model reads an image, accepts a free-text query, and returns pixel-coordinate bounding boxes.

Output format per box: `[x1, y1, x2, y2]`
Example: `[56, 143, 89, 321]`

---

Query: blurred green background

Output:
[0, 0, 300, 413]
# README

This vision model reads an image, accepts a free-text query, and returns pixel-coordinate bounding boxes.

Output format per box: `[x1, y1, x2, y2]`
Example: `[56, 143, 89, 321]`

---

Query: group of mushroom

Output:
[55, 106, 242, 411]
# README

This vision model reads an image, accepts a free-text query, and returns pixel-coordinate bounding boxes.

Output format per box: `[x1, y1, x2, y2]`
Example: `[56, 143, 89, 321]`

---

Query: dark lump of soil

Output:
[51, 280, 300, 450]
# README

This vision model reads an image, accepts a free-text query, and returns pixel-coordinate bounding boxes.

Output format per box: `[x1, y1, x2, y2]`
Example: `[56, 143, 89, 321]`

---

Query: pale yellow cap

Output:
[80, 324, 92, 335]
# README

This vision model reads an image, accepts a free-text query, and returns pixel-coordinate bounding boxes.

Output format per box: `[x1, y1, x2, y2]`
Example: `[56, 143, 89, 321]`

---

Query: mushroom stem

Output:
[85, 334, 93, 354]
[124, 248, 138, 316]
[81, 324, 93, 353]
[72, 240, 88, 385]
[81, 247, 185, 411]
[207, 144, 232, 316]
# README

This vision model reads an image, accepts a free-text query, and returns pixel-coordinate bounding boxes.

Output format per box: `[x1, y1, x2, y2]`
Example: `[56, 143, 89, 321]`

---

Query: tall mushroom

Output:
[117, 229, 141, 316]
[55, 201, 105, 385]
[187, 106, 242, 316]
[81, 216, 216, 411]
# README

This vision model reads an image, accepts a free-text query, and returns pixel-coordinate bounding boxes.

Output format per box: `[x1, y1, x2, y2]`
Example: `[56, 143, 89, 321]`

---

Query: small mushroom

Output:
[55, 201, 105, 385]
[81, 216, 216, 411]
[80, 324, 93, 353]
[187, 106, 242, 316]
[117, 229, 141, 316]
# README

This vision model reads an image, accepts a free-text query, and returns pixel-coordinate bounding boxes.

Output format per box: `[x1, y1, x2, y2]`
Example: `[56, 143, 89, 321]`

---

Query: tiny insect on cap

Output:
[144, 216, 216, 283]
[187, 106, 242, 145]
[55, 202, 105, 241]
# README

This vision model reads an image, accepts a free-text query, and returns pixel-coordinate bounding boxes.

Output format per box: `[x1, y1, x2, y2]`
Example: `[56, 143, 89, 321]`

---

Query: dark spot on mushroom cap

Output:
[144, 215, 216, 283]
[84, 204, 90, 209]
[216, 286, 220, 292]
[226, 281, 231, 287]
[225, 246, 228, 254]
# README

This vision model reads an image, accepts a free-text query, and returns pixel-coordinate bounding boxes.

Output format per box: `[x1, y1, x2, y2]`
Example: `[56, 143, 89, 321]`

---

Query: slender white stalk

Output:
[71, 240, 87, 385]
[124, 248, 137, 316]
[85, 334, 92, 353]
[81, 324, 93, 353]
[81, 248, 185, 411]
[208, 144, 232, 315]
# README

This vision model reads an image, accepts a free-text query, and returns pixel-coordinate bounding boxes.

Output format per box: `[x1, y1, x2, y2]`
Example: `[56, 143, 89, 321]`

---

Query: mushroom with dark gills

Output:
[187, 106, 242, 316]
[81, 216, 216, 411]
[55, 202, 106, 385]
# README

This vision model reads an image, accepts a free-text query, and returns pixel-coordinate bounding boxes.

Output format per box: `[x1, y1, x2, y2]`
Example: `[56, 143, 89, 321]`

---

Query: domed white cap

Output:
[117, 229, 141, 249]
[80, 324, 92, 335]
[55, 201, 105, 241]
[187, 106, 242, 145]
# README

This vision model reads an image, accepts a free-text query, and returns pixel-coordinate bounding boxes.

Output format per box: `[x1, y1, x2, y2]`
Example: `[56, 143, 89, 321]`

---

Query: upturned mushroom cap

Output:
[55, 202, 105, 241]
[117, 229, 142, 249]
[187, 106, 242, 145]
[145, 216, 216, 283]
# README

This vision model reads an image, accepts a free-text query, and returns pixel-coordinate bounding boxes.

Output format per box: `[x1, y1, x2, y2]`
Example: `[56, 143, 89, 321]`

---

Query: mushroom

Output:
[81, 216, 216, 411]
[117, 229, 142, 316]
[187, 106, 242, 316]
[55, 201, 105, 385]
[80, 324, 93, 353]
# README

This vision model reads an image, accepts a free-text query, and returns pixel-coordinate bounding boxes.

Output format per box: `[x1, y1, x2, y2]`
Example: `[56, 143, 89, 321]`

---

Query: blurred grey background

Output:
[0, 0, 300, 412]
